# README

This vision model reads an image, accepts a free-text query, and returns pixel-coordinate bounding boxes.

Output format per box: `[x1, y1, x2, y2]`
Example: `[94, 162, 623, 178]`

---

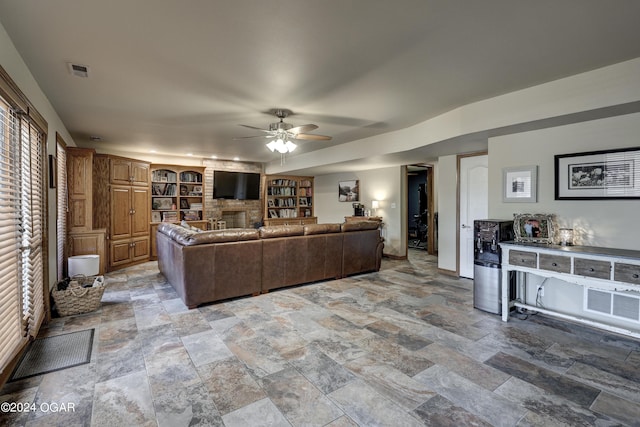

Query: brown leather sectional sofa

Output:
[156, 221, 384, 308]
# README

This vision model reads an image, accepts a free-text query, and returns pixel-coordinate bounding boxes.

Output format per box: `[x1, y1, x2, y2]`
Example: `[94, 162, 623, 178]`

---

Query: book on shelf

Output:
[179, 171, 202, 183]
[189, 203, 203, 210]
[162, 211, 178, 222]
[183, 211, 200, 221]
[152, 170, 177, 182]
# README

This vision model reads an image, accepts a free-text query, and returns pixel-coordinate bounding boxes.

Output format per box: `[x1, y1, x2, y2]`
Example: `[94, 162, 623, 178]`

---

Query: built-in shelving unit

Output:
[263, 175, 317, 226]
[150, 165, 207, 259]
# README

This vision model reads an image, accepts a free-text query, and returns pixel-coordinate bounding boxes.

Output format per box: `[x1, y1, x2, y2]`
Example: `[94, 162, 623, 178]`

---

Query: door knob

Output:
[461, 224, 471, 229]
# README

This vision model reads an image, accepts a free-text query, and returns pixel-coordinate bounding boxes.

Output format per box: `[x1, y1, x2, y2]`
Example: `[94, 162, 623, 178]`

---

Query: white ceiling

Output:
[2, 0, 640, 172]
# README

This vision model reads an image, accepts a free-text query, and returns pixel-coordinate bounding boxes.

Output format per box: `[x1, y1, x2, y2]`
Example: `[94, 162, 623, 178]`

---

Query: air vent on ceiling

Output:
[67, 62, 90, 78]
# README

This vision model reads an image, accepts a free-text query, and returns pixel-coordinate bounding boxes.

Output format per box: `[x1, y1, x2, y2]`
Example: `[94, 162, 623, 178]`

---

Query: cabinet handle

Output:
[589, 267, 595, 272]
[552, 262, 557, 267]
[633, 274, 639, 279]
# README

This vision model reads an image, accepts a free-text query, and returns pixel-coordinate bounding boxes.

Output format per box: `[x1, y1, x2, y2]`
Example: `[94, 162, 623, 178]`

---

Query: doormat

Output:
[9, 329, 95, 382]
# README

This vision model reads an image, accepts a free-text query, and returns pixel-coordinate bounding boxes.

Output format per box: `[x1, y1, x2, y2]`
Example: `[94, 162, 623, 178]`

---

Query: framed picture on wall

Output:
[555, 147, 640, 199]
[338, 180, 359, 202]
[502, 165, 537, 203]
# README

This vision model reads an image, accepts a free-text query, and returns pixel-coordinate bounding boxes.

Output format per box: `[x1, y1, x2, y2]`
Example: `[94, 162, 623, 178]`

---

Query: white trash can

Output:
[68, 254, 100, 277]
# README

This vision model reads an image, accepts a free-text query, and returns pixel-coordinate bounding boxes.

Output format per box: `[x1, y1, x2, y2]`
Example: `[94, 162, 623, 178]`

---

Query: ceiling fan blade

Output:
[232, 134, 275, 140]
[238, 124, 272, 133]
[288, 124, 318, 134]
[294, 133, 332, 141]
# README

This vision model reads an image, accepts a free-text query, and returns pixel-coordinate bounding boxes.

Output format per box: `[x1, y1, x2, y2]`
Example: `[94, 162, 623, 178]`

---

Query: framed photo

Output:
[155, 197, 173, 210]
[180, 199, 190, 209]
[339, 180, 359, 202]
[299, 197, 308, 206]
[503, 166, 537, 203]
[555, 147, 640, 200]
[513, 213, 555, 244]
[151, 211, 162, 222]
[191, 185, 203, 194]
[267, 199, 275, 207]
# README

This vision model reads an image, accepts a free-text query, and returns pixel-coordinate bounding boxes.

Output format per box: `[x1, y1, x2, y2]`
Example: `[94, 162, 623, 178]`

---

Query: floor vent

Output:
[585, 287, 640, 323]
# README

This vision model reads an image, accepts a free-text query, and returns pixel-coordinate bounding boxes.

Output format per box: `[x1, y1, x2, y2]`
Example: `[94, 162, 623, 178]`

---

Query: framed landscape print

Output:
[338, 180, 359, 202]
[503, 165, 537, 203]
[555, 147, 640, 200]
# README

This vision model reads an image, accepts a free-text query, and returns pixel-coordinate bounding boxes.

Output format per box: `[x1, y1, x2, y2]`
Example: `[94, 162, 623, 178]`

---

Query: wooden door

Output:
[110, 158, 132, 185]
[459, 155, 488, 279]
[131, 237, 150, 261]
[111, 185, 132, 240]
[67, 148, 93, 231]
[131, 161, 150, 186]
[131, 187, 149, 236]
[110, 240, 132, 266]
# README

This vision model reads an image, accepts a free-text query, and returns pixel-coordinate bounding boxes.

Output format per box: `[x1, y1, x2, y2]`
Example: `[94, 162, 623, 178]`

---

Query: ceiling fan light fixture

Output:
[285, 140, 297, 152]
[266, 140, 278, 152]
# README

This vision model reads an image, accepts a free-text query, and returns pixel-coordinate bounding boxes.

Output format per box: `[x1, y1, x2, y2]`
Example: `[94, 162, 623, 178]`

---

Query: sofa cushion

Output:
[259, 225, 304, 239]
[303, 223, 341, 235]
[158, 223, 258, 245]
[341, 220, 381, 232]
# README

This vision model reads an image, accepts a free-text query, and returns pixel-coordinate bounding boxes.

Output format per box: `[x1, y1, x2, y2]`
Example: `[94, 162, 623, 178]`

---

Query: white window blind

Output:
[21, 117, 45, 337]
[56, 138, 67, 281]
[0, 89, 47, 372]
[0, 97, 24, 369]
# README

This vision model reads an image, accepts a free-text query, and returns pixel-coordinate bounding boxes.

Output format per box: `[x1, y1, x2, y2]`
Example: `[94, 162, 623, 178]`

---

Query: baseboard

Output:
[437, 268, 458, 277]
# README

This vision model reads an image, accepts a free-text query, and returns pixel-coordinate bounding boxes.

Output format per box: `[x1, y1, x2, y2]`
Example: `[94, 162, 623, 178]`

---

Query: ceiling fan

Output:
[235, 109, 331, 153]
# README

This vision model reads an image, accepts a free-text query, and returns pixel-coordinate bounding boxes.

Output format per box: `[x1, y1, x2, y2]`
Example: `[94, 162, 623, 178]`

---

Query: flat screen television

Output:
[213, 171, 261, 200]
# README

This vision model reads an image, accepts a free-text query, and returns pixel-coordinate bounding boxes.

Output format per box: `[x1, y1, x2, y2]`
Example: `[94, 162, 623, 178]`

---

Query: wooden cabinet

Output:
[68, 229, 106, 275]
[111, 185, 149, 239]
[110, 157, 150, 187]
[263, 175, 316, 226]
[67, 147, 94, 232]
[93, 154, 151, 270]
[110, 236, 150, 268]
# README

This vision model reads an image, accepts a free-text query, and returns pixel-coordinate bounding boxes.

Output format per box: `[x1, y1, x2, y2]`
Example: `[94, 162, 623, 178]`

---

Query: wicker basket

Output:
[52, 275, 106, 317]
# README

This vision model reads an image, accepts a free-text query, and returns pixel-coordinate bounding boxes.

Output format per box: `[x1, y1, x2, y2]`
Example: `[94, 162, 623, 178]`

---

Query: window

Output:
[0, 66, 48, 373]
[56, 134, 67, 281]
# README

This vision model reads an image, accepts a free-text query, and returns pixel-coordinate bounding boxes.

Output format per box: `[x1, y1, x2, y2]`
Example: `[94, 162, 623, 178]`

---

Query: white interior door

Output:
[459, 155, 488, 278]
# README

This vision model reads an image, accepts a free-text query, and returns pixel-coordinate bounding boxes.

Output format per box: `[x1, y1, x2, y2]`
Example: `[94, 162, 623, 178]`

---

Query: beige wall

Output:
[314, 166, 404, 256]
[488, 112, 640, 250]
[1, 22, 76, 287]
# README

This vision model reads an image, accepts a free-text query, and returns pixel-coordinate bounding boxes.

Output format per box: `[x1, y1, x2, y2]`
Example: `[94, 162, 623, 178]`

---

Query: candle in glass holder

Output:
[559, 228, 574, 246]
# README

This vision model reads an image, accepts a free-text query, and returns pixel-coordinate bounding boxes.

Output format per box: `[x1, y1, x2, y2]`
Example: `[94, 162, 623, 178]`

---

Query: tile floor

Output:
[1, 250, 639, 426]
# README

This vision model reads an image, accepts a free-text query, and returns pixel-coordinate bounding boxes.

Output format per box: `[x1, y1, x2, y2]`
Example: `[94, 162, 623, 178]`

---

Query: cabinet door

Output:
[131, 237, 149, 261]
[110, 240, 132, 267]
[111, 186, 132, 239]
[131, 187, 149, 236]
[67, 149, 93, 231]
[110, 158, 133, 185]
[131, 162, 150, 186]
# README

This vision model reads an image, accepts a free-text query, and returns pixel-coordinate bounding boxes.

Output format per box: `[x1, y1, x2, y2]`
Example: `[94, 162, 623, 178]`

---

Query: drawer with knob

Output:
[509, 250, 537, 268]
[574, 258, 611, 280]
[614, 263, 640, 285]
[539, 254, 571, 273]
